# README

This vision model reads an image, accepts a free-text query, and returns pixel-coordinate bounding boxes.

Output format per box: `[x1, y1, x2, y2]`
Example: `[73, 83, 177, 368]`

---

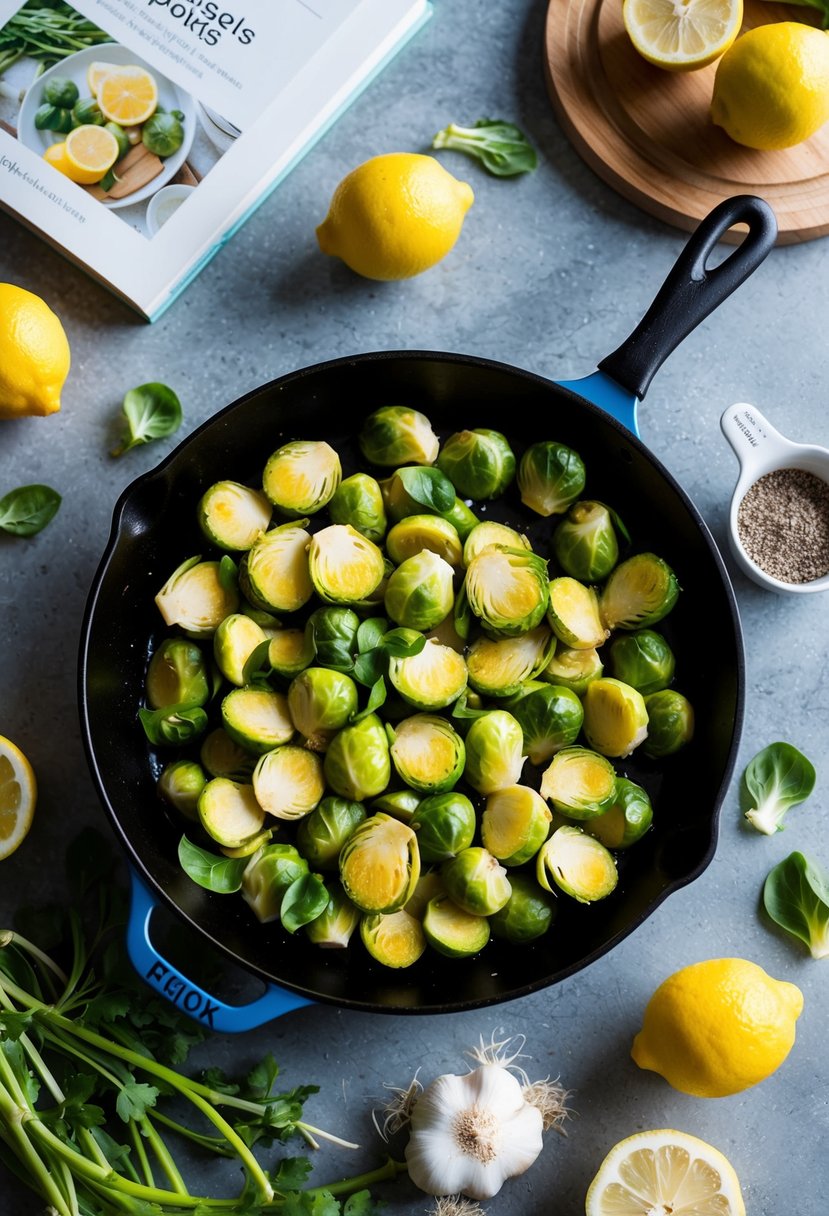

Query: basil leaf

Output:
[432, 118, 538, 177]
[380, 628, 426, 659]
[353, 649, 386, 688]
[763, 851, 829, 959]
[351, 676, 387, 724]
[395, 465, 455, 513]
[139, 703, 208, 746]
[112, 382, 182, 456]
[743, 741, 816, 835]
[178, 836, 248, 893]
[280, 874, 329, 934]
[356, 617, 388, 654]
[0, 484, 61, 536]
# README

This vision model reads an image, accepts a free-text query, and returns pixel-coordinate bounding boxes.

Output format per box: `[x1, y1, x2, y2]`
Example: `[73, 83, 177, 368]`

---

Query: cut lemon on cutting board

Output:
[585, 1129, 746, 1216]
[622, 0, 743, 71]
[97, 66, 158, 125]
[0, 736, 37, 860]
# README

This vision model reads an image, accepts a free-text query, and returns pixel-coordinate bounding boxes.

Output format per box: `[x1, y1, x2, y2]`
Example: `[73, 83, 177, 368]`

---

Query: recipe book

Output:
[0, 0, 431, 320]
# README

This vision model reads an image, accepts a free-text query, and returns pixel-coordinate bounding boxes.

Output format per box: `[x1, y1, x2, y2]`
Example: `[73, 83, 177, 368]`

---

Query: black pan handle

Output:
[597, 196, 777, 400]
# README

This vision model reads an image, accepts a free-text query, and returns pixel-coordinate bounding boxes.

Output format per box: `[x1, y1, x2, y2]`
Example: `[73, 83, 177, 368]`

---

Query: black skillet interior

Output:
[81, 349, 744, 1014]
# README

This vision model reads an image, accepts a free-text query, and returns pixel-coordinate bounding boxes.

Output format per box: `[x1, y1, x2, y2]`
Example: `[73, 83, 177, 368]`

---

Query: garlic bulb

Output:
[404, 1062, 544, 1200]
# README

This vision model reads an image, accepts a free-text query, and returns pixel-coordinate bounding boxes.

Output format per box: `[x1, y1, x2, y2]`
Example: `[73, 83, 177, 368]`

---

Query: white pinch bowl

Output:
[720, 402, 829, 594]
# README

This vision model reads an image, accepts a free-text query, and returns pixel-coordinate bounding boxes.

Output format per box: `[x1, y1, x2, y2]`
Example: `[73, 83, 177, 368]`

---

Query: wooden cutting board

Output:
[543, 0, 829, 244]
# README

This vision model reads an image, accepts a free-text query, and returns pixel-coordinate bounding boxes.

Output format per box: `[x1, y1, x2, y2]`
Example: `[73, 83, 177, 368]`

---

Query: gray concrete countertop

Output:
[2, 2, 828, 1212]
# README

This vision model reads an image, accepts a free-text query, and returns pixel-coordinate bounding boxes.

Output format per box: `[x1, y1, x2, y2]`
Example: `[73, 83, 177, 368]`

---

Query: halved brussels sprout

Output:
[267, 628, 315, 679]
[505, 680, 584, 765]
[489, 874, 556, 943]
[359, 405, 439, 467]
[540, 645, 604, 696]
[371, 788, 422, 821]
[582, 678, 649, 758]
[221, 686, 294, 754]
[608, 629, 675, 695]
[220, 828, 273, 859]
[404, 870, 446, 919]
[441, 846, 512, 916]
[386, 515, 463, 568]
[296, 796, 366, 869]
[411, 790, 476, 862]
[442, 497, 480, 542]
[585, 777, 653, 849]
[308, 524, 385, 604]
[242, 843, 308, 923]
[157, 759, 206, 820]
[287, 667, 359, 751]
[464, 710, 525, 794]
[200, 728, 256, 782]
[552, 500, 622, 582]
[252, 745, 325, 820]
[239, 523, 313, 614]
[481, 784, 552, 866]
[323, 713, 391, 801]
[328, 472, 387, 543]
[547, 577, 609, 650]
[339, 812, 420, 913]
[599, 553, 680, 631]
[388, 638, 467, 710]
[155, 556, 240, 636]
[146, 638, 210, 709]
[198, 480, 272, 551]
[436, 428, 516, 500]
[539, 746, 617, 819]
[423, 895, 490, 957]
[360, 909, 426, 967]
[384, 551, 455, 632]
[306, 882, 361, 948]
[462, 520, 531, 567]
[262, 440, 341, 516]
[642, 690, 694, 757]
[198, 778, 266, 848]
[518, 440, 586, 517]
[390, 714, 466, 793]
[466, 625, 555, 698]
[465, 548, 549, 638]
[379, 465, 454, 523]
[306, 606, 360, 672]
[213, 614, 268, 686]
[536, 826, 618, 903]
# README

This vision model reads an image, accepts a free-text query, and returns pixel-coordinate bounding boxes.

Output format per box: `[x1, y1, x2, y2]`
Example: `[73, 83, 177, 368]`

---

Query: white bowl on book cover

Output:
[18, 43, 196, 211]
[146, 184, 195, 237]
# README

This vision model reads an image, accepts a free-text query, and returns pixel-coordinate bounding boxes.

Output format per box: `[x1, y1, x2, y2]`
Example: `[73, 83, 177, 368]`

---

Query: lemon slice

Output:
[64, 124, 120, 184]
[622, 0, 743, 71]
[87, 60, 115, 95]
[97, 66, 158, 125]
[0, 736, 37, 860]
[585, 1129, 746, 1216]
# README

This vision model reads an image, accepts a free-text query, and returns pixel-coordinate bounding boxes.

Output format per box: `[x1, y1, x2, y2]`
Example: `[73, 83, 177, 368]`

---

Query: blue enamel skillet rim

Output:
[79, 196, 775, 1031]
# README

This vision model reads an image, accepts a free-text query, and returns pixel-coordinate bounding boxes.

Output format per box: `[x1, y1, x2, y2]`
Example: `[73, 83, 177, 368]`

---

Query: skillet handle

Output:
[597, 196, 777, 400]
[126, 871, 312, 1032]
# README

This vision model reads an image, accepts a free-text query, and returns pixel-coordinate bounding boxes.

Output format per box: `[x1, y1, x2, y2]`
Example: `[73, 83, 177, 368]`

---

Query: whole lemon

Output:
[0, 283, 71, 418]
[632, 957, 803, 1097]
[711, 22, 829, 150]
[316, 153, 474, 280]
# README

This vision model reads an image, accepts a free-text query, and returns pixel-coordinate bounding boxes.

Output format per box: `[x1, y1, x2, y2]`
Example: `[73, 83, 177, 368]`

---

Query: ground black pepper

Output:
[737, 467, 829, 584]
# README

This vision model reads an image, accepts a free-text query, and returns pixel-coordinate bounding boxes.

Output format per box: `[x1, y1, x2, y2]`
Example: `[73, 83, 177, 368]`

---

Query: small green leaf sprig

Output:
[764, 851, 829, 959]
[0, 483, 61, 536]
[112, 383, 183, 457]
[432, 118, 538, 177]
[743, 741, 815, 835]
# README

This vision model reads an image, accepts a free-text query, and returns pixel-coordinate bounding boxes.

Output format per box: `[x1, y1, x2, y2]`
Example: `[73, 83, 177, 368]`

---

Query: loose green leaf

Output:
[380, 628, 426, 659]
[0, 1010, 33, 1041]
[764, 851, 829, 958]
[138, 702, 208, 745]
[0, 484, 61, 536]
[395, 465, 455, 513]
[451, 689, 489, 722]
[178, 836, 248, 893]
[351, 675, 387, 724]
[112, 382, 182, 456]
[243, 638, 274, 684]
[743, 741, 816, 835]
[353, 649, 386, 688]
[357, 617, 388, 654]
[281, 874, 330, 934]
[219, 554, 239, 592]
[272, 1157, 313, 1192]
[432, 117, 538, 176]
[200, 1065, 241, 1096]
[245, 1052, 280, 1101]
[115, 1079, 159, 1122]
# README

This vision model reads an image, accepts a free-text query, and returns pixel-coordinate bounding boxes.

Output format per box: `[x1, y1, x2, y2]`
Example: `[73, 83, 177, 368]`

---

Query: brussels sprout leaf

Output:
[381, 628, 427, 659]
[219, 554, 238, 592]
[357, 617, 388, 654]
[112, 383, 182, 456]
[764, 851, 829, 958]
[0, 484, 61, 536]
[280, 874, 329, 934]
[432, 118, 538, 177]
[139, 703, 208, 745]
[743, 741, 816, 835]
[243, 639, 274, 684]
[178, 836, 248, 893]
[395, 465, 455, 513]
[351, 676, 387, 723]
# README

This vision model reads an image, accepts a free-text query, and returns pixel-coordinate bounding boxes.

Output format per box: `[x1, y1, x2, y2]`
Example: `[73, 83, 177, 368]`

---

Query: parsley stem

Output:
[128, 1117, 155, 1187]
[149, 1108, 235, 1157]
[2, 931, 69, 987]
[0, 1082, 73, 1216]
[141, 1115, 190, 1196]
[296, 1121, 360, 1150]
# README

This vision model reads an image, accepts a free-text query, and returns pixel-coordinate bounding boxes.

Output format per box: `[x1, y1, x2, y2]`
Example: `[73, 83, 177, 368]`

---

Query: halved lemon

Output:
[43, 141, 72, 177]
[97, 66, 158, 125]
[64, 124, 120, 184]
[0, 736, 37, 860]
[87, 60, 115, 95]
[585, 1129, 746, 1216]
[622, 0, 743, 71]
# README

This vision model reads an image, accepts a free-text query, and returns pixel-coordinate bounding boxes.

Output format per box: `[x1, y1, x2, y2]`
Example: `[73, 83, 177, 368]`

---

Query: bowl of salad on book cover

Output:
[18, 43, 196, 209]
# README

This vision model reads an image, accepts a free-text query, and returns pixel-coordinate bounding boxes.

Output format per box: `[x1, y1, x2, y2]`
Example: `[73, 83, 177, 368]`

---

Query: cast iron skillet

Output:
[80, 196, 776, 1031]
